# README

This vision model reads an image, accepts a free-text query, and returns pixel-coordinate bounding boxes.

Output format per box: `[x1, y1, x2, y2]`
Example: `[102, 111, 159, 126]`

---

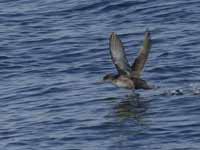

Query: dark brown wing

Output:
[109, 32, 131, 76]
[131, 30, 151, 78]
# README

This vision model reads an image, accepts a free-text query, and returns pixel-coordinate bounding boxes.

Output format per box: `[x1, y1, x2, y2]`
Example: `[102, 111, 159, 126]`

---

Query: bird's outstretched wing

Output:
[131, 30, 151, 78]
[109, 32, 131, 76]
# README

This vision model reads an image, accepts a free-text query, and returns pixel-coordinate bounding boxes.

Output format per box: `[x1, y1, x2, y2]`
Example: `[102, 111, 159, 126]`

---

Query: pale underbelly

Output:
[114, 80, 134, 89]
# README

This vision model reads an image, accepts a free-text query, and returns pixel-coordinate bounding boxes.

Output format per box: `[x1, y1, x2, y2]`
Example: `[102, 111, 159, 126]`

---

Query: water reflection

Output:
[114, 93, 148, 125]
[109, 93, 150, 149]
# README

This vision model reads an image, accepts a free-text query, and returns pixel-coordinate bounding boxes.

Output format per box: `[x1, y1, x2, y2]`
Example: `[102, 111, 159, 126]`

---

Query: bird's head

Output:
[103, 74, 115, 82]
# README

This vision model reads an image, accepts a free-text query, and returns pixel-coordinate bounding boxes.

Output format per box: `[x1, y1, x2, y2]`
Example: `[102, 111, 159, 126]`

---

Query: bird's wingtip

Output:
[110, 32, 116, 36]
[144, 28, 151, 38]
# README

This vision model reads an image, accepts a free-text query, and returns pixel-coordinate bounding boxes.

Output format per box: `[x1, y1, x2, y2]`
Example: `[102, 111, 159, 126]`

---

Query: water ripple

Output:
[1, 0, 200, 150]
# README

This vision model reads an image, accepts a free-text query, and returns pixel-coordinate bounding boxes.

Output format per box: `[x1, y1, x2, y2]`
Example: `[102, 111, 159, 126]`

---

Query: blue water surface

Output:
[1, 0, 200, 149]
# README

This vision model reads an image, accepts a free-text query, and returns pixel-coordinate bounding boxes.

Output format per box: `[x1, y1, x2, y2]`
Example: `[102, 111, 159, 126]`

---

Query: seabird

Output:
[103, 30, 152, 90]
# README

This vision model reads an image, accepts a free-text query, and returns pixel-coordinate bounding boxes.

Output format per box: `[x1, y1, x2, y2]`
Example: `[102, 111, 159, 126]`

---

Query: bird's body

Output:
[108, 74, 135, 89]
[103, 30, 152, 90]
[104, 74, 151, 89]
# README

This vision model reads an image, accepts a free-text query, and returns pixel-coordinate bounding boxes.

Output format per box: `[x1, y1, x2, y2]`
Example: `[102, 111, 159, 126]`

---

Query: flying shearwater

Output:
[103, 30, 152, 90]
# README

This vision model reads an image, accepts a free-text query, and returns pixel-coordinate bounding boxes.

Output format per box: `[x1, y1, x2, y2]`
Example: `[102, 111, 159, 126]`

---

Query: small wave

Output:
[162, 89, 184, 96]
[160, 83, 200, 96]
[189, 83, 200, 95]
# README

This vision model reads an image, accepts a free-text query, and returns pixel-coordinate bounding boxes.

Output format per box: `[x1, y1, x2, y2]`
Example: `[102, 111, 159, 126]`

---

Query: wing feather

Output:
[131, 30, 151, 78]
[109, 32, 131, 76]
